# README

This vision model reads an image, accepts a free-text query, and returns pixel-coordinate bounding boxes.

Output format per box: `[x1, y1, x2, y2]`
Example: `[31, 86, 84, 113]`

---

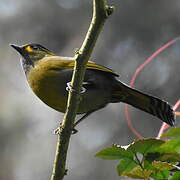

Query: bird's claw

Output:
[53, 127, 61, 135]
[53, 124, 78, 135]
[66, 82, 86, 94]
[72, 128, 78, 134]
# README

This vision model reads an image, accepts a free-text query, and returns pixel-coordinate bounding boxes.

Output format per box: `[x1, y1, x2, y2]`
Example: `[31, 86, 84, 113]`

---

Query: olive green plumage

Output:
[11, 43, 175, 126]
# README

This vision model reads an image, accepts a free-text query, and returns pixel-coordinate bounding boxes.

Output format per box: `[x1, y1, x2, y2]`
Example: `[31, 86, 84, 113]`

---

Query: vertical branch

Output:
[51, 1, 114, 180]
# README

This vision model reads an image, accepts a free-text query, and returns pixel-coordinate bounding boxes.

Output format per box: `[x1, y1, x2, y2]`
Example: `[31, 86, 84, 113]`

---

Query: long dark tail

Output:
[111, 81, 175, 126]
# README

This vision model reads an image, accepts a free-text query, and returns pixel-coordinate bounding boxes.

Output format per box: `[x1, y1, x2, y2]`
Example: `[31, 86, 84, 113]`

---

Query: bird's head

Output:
[11, 43, 56, 73]
[11, 43, 55, 62]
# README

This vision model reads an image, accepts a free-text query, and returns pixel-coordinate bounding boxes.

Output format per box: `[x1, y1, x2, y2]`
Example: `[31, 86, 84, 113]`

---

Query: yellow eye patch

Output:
[25, 46, 33, 52]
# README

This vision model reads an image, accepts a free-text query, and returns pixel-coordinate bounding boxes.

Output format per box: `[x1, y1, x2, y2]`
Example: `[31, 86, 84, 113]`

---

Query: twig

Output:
[50, 1, 114, 180]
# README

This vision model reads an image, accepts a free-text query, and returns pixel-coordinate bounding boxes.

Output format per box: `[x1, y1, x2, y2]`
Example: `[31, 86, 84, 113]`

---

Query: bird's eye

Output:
[32, 46, 39, 50]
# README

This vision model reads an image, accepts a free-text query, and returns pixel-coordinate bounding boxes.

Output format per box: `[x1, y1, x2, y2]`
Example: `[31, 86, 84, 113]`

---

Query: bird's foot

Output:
[53, 127, 61, 135]
[66, 82, 86, 94]
[53, 123, 78, 135]
[72, 128, 78, 134]
[64, 169, 68, 176]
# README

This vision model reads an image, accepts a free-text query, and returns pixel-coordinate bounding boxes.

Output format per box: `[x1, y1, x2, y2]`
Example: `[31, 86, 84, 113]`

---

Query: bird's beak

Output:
[10, 44, 34, 70]
[10, 44, 24, 55]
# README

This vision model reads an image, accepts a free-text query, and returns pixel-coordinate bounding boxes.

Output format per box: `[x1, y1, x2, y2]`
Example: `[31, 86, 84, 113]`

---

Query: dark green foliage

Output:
[96, 127, 180, 179]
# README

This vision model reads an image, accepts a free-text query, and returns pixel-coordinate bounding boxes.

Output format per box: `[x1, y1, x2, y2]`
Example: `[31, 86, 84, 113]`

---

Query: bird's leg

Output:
[66, 82, 86, 94]
[53, 127, 60, 135]
[53, 111, 95, 135]
[58, 82, 93, 134]
[53, 122, 77, 135]
[72, 111, 95, 134]
[53, 122, 63, 135]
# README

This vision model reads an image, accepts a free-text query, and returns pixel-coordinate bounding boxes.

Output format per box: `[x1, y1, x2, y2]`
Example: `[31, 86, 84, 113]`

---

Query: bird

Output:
[11, 43, 175, 130]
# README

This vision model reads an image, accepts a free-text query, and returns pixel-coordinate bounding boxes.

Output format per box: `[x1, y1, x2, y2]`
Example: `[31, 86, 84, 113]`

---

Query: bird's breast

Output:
[26, 66, 70, 112]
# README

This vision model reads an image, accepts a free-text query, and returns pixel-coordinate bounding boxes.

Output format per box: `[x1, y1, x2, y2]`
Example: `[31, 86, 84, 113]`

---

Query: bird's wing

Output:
[43, 56, 119, 77]
[86, 61, 119, 77]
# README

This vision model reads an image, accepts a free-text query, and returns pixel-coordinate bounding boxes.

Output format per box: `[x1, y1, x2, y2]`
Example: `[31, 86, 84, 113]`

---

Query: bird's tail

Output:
[111, 81, 175, 126]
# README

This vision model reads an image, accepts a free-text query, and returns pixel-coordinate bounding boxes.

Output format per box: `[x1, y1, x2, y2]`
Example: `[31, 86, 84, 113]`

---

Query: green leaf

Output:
[117, 158, 137, 176]
[156, 139, 180, 154]
[144, 159, 155, 170]
[161, 127, 180, 138]
[145, 152, 161, 161]
[169, 172, 180, 180]
[122, 166, 152, 179]
[158, 153, 180, 162]
[127, 138, 164, 155]
[152, 161, 175, 171]
[143, 161, 173, 180]
[95, 147, 134, 160]
[145, 139, 180, 163]
[153, 169, 170, 180]
[145, 152, 180, 163]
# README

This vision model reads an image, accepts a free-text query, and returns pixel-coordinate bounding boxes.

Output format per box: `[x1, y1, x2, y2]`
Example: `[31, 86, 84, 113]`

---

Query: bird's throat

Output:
[21, 57, 34, 75]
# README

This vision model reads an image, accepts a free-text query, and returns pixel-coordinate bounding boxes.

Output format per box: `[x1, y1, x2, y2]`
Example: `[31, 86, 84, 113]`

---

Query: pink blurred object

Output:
[125, 38, 180, 139]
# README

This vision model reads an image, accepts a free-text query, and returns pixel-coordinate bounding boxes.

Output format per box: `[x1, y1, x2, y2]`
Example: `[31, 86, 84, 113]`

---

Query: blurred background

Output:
[0, 0, 179, 179]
